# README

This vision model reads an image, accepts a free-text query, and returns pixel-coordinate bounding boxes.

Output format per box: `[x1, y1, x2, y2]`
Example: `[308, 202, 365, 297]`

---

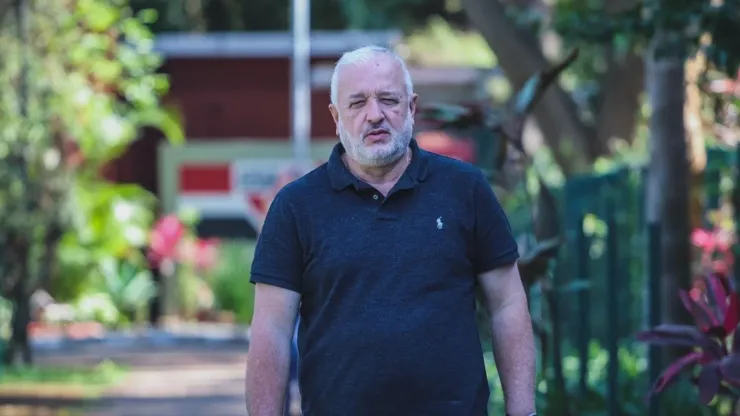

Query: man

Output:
[245, 45, 536, 416]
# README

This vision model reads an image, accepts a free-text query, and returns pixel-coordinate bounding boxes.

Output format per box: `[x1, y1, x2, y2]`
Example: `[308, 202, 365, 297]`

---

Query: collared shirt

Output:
[250, 139, 519, 416]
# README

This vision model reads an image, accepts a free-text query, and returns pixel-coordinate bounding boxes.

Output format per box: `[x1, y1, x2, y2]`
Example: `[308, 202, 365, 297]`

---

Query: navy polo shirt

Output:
[250, 139, 519, 416]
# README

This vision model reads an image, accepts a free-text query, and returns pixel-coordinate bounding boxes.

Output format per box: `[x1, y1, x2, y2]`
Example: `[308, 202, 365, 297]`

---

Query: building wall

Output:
[163, 57, 338, 140]
[108, 56, 339, 193]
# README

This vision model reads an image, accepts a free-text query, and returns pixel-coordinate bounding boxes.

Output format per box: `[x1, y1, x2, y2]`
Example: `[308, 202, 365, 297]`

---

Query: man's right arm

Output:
[246, 190, 304, 416]
[246, 283, 300, 416]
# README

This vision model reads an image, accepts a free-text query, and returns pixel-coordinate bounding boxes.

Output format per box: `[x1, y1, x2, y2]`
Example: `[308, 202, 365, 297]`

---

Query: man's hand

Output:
[477, 262, 536, 416]
[245, 283, 300, 416]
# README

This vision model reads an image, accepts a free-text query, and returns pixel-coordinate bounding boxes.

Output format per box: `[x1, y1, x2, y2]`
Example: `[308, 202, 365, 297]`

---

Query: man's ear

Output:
[409, 93, 418, 117]
[328, 104, 340, 135]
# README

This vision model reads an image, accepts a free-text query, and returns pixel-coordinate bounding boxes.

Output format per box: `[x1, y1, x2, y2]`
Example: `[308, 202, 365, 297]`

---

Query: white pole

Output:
[291, 0, 311, 174]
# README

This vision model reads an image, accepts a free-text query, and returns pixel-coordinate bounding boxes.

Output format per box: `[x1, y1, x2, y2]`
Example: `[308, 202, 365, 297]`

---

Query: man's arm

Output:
[246, 189, 304, 415]
[246, 283, 300, 416]
[477, 262, 536, 416]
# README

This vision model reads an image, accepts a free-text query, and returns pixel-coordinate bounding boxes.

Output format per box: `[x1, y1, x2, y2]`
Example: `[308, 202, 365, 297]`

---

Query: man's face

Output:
[329, 54, 418, 167]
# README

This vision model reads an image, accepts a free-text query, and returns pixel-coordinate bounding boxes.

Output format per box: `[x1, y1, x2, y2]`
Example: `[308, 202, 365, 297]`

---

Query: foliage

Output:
[52, 182, 158, 302]
[148, 212, 219, 320]
[148, 213, 219, 274]
[129, 0, 464, 33]
[96, 257, 155, 326]
[486, 342, 713, 415]
[636, 272, 740, 407]
[554, 0, 740, 76]
[403, 17, 496, 68]
[0, 0, 183, 364]
[73, 293, 120, 327]
[634, 216, 740, 411]
[209, 242, 256, 324]
[692, 225, 735, 277]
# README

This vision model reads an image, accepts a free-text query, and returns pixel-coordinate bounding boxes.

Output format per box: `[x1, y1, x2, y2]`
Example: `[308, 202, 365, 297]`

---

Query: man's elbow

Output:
[491, 285, 529, 318]
[248, 321, 293, 363]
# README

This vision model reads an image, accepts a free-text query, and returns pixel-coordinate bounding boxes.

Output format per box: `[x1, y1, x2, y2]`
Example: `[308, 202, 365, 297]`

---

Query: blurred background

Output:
[0, 0, 740, 415]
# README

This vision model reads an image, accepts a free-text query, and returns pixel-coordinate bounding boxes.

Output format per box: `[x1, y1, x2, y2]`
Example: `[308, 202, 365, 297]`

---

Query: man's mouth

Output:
[365, 129, 390, 141]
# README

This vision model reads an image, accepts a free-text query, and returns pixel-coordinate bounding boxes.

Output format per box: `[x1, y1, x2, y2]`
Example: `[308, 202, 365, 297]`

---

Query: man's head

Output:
[328, 46, 417, 167]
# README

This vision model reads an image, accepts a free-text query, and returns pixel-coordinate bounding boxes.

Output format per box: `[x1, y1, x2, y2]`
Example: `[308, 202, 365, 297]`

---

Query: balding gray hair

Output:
[330, 45, 414, 105]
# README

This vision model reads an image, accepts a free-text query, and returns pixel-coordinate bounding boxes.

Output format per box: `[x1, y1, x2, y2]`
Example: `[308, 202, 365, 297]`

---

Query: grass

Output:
[0, 360, 127, 397]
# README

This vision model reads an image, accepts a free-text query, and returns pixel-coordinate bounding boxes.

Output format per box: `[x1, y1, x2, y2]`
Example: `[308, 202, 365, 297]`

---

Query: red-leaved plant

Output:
[635, 272, 740, 405]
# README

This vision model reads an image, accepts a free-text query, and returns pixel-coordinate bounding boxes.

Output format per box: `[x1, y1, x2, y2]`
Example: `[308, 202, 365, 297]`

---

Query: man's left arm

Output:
[470, 170, 536, 416]
[477, 263, 536, 416]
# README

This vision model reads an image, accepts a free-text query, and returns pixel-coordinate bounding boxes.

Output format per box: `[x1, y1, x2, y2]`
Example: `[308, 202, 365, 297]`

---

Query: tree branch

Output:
[461, 0, 604, 175]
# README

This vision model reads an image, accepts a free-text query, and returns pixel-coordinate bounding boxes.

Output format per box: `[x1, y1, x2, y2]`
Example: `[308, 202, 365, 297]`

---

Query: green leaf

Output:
[131, 107, 185, 144]
[556, 280, 591, 294]
[78, 0, 120, 32]
[513, 74, 541, 115]
[136, 8, 159, 24]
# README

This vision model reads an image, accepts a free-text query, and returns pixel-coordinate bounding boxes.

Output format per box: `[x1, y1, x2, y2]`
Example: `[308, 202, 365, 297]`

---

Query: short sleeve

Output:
[249, 191, 303, 293]
[472, 171, 519, 273]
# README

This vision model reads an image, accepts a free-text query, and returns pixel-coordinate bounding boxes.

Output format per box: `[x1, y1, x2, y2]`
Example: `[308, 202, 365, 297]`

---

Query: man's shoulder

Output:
[275, 162, 331, 202]
[422, 149, 484, 180]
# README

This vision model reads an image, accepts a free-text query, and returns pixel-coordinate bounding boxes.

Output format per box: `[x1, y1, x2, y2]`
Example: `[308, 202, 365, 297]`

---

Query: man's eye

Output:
[381, 98, 398, 104]
[349, 101, 363, 108]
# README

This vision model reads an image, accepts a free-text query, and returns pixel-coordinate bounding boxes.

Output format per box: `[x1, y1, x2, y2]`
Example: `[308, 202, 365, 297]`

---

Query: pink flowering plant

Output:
[147, 211, 220, 320]
[691, 226, 735, 278]
[147, 212, 219, 276]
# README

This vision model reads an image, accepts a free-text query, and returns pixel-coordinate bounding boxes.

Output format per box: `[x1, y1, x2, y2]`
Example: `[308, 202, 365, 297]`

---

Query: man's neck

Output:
[343, 149, 411, 191]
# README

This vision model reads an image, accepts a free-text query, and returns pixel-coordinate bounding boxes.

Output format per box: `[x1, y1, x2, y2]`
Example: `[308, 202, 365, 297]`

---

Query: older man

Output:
[245, 45, 536, 416]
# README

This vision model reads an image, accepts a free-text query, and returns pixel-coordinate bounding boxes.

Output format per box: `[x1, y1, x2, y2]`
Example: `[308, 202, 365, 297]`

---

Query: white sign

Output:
[231, 159, 303, 233]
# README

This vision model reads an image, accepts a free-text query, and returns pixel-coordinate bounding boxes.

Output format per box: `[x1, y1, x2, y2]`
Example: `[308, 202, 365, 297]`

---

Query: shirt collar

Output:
[327, 138, 431, 191]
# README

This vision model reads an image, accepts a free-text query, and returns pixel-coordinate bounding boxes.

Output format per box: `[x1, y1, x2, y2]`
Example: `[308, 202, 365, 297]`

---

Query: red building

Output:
[109, 31, 482, 236]
[110, 31, 397, 190]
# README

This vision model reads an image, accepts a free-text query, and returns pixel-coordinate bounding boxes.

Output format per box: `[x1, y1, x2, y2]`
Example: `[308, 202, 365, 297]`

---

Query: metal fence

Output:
[515, 145, 740, 415]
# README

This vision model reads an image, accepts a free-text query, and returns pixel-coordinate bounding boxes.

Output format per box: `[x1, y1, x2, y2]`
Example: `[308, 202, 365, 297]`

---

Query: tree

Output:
[459, 0, 598, 173]
[555, 0, 740, 330]
[0, 0, 182, 365]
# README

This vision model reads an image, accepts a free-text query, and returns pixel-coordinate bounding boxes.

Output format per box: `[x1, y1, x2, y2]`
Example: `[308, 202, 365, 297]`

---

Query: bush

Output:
[210, 241, 256, 324]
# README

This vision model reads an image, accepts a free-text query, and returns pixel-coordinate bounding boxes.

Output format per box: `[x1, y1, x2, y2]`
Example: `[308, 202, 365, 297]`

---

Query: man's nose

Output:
[365, 99, 384, 123]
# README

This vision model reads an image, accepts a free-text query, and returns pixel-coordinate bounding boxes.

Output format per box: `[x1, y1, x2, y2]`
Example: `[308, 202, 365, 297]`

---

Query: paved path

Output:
[35, 344, 249, 416]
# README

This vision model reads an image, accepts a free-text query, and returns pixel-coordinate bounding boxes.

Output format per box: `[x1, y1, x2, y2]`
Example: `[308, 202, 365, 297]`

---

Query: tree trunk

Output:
[461, 0, 599, 174]
[6, 294, 32, 366]
[596, 0, 644, 146]
[645, 36, 693, 328]
[4, 243, 33, 366]
[461, 0, 644, 175]
[596, 51, 644, 146]
[684, 54, 708, 230]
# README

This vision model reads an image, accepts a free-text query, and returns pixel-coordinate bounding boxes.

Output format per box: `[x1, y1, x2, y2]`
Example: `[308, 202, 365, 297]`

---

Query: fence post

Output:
[647, 222, 662, 416]
[705, 149, 722, 215]
[576, 214, 590, 396]
[605, 198, 619, 416]
[733, 146, 740, 288]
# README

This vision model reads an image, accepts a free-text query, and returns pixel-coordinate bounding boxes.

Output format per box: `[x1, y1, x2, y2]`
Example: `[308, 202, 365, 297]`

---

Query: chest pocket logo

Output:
[436, 216, 444, 230]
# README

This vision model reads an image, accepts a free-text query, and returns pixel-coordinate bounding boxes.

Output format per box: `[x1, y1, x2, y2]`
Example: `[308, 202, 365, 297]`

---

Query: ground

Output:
[35, 343, 249, 416]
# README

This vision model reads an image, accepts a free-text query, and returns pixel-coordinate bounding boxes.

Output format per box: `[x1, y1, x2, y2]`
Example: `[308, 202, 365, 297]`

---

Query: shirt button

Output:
[373, 194, 379, 200]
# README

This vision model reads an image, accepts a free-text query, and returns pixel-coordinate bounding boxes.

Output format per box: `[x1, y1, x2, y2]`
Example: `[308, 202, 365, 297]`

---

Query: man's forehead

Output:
[336, 56, 405, 97]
